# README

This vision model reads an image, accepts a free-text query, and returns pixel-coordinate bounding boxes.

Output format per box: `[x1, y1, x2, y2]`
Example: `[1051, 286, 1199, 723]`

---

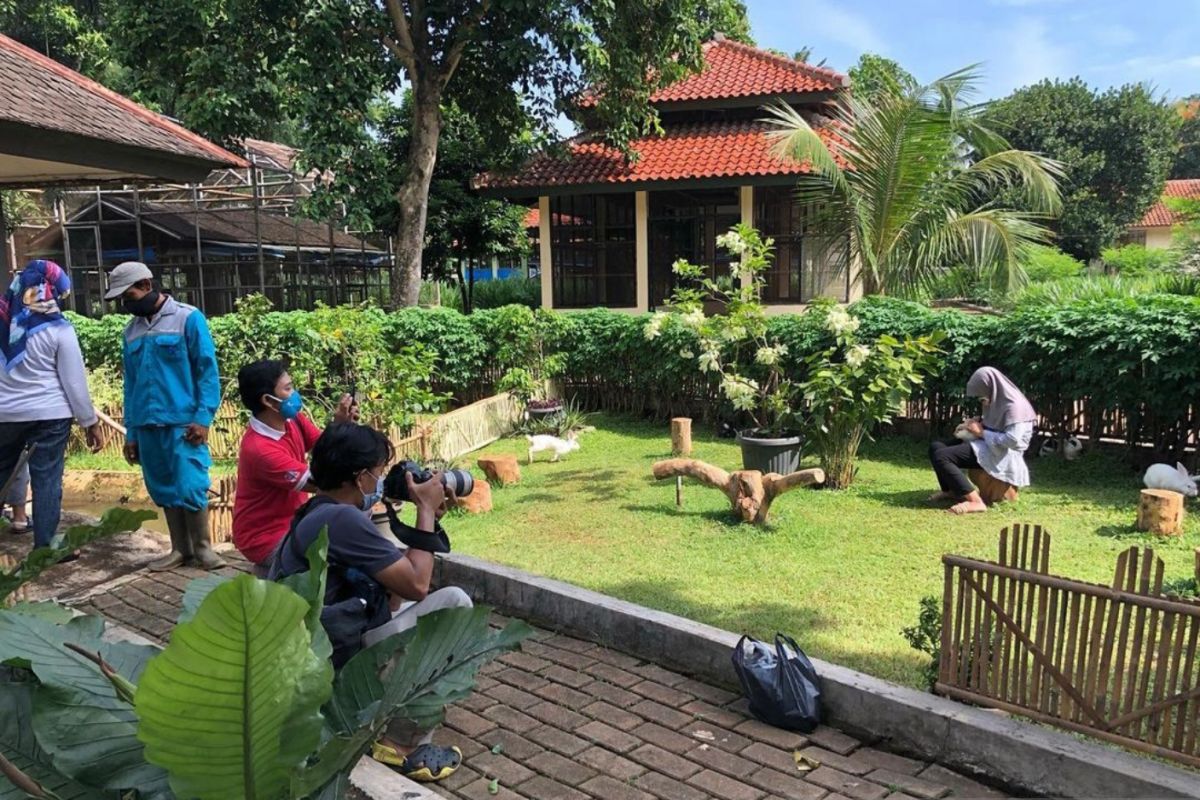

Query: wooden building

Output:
[475, 34, 860, 313]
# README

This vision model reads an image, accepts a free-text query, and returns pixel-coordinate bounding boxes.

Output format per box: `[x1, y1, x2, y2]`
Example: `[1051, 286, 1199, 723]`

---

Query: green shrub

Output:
[1022, 244, 1086, 283]
[1101, 244, 1180, 276]
[901, 595, 942, 691]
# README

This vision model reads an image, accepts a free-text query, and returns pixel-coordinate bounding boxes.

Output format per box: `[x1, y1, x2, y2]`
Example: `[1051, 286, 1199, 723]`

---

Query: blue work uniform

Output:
[122, 297, 221, 510]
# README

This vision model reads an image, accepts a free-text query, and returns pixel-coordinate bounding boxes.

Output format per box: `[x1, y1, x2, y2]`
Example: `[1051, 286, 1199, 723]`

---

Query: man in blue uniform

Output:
[105, 262, 224, 570]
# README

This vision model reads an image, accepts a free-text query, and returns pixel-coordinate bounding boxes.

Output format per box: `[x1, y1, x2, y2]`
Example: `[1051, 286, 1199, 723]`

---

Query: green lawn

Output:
[450, 414, 1199, 688]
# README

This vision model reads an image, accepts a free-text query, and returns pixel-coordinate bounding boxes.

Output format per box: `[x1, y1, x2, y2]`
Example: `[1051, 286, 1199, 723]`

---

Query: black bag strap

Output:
[274, 495, 341, 576]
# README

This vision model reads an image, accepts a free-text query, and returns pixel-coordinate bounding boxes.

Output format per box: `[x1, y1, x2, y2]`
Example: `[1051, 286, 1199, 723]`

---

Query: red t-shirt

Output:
[232, 413, 322, 564]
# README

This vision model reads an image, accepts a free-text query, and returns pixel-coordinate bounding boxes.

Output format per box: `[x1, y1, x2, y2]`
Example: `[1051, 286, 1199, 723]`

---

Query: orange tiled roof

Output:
[581, 38, 846, 108]
[1134, 179, 1200, 227]
[477, 120, 845, 192]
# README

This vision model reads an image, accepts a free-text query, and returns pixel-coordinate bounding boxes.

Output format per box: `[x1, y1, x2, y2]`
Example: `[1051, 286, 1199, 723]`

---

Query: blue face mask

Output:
[360, 471, 384, 513]
[268, 391, 303, 421]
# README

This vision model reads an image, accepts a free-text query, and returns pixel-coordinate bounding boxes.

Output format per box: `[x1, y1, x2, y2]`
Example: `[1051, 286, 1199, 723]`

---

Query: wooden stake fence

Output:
[938, 524, 1200, 768]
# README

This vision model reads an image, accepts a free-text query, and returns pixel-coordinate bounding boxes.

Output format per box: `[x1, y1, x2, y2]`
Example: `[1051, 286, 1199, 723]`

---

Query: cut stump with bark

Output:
[477, 455, 521, 486]
[968, 468, 1019, 505]
[652, 458, 825, 524]
[1136, 488, 1184, 536]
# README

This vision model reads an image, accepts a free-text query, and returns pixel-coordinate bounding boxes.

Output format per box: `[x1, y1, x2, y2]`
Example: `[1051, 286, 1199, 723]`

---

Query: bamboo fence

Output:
[938, 524, 1200, 768]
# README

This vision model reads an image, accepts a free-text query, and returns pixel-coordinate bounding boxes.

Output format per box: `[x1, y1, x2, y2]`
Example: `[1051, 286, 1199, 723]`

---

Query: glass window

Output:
[755, 187, 851, 304]
[549, 194, 636, 308]
[648, 188, 740, 308]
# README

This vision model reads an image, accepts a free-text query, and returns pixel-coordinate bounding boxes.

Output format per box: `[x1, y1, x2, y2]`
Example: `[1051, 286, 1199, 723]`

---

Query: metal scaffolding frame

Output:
[8, 152, 394, 317]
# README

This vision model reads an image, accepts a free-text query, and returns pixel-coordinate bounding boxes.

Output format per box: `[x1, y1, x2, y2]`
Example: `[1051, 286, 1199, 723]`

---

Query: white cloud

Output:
[989, 17, 1070, 94]
[1089, 23, 1138, 49]
[795, 0, 886, 56]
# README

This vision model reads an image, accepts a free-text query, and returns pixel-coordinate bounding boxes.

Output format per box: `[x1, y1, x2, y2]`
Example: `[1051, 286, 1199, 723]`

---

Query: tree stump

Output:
[1136, 488, 1184, 536]
[477, 455, 521, 486]
[651, 458, 825, 524]
[455, 480, 493, 514]
[968, 468, 1019, 505]
[671, 418, 693, 456]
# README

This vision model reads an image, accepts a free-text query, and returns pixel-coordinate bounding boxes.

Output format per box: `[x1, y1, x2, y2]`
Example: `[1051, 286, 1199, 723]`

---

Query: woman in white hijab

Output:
[929, 367, 1037, 514]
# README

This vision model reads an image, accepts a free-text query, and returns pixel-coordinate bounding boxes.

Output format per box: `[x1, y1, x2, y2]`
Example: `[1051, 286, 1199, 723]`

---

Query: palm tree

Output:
[766, 67, 1063, 298]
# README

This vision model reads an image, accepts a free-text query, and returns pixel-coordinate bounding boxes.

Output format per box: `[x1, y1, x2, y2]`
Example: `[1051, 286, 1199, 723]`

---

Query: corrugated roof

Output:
[0, 33, 246, 173]
[476, 120, 845, 192]
[1134, 179, 1200, 228]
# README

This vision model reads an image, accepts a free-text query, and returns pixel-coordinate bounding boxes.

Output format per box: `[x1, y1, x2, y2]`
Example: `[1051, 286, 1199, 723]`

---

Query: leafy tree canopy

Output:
[987, 78, 1179, 260]
[0, 0, 109, 78]
[1172, 96, 1200, 179]
[847, 53, 917, 102]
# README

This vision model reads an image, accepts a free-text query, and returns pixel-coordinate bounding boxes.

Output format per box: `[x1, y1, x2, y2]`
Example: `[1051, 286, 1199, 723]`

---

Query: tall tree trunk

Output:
[392, 83, 443, 307]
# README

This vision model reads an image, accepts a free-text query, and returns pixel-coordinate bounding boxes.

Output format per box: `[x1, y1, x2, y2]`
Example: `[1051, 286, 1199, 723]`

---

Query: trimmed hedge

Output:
[67, 293, 1200, 463]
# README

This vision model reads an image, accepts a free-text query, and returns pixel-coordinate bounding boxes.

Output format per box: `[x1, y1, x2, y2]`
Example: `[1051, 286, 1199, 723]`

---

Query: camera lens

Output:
[443, 468, 474, 497]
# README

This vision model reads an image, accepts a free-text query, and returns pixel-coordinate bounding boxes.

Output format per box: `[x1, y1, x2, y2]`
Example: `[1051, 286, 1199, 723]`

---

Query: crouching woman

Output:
[269, 422, 471, 783]
[929, 367, 1036, 514]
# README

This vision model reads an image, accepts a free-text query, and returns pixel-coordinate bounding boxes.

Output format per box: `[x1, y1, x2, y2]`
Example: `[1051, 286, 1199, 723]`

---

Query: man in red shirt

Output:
[232, 360, 356, 572]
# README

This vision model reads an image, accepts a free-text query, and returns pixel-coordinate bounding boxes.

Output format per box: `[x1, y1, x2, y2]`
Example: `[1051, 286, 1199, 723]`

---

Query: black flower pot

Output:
[526, 403, 563, 421]
[736, 430, 804, 474]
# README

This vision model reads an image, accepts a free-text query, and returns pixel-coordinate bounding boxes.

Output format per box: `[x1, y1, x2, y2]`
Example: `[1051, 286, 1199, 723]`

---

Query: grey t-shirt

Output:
[272, 502, 403, 604]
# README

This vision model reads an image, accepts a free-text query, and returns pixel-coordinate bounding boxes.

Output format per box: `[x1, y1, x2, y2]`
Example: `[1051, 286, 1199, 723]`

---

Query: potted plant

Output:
[499, 308, 569, 420]
[649, 223, 805, 473]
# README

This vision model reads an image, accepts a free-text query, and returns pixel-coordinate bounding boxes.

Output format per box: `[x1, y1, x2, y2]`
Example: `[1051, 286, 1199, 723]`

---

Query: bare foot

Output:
[948, 499, 988, 515]
[927, 491, 955, 503]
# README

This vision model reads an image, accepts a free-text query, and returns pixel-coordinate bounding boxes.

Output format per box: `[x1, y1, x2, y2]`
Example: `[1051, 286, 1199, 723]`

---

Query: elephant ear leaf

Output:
[135, 574, 333, 800]
[0, 611, 169, 796]
[277, 527, 332, 662]
[0, 682, 100, 800]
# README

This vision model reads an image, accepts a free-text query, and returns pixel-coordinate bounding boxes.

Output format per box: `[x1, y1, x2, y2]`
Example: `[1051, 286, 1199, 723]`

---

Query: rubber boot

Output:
[186, 508, 226, 571]
[149, 507, 191, 571]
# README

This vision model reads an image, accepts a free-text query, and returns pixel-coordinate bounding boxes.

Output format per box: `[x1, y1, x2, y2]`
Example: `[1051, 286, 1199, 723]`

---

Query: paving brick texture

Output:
[67, 557, 1016, 800]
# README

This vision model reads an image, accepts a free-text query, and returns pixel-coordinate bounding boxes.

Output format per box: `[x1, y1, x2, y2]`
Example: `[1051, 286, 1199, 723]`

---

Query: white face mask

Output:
[359, 470, 384, 513]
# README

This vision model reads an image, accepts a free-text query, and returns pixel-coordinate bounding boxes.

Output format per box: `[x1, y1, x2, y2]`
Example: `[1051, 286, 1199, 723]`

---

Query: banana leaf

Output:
[0, 683, 104, 800]
[0, 612, 168, 795]
[135, 575, 332, 800]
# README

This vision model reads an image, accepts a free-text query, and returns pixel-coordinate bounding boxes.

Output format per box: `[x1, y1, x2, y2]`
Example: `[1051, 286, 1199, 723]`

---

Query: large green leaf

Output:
[0, 683, 101, 800]
[0, 611, 168, 795]
[379, 607, 531, 730]
[277, 528, 331, 663]
[0, 508, 156, 604]
[178, 574, 231, 624]
[135, 574, 333, 800]
[293, 607, 530, 796]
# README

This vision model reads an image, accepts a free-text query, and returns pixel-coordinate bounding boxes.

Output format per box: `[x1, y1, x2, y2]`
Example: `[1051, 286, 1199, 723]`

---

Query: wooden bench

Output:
[968, 468, 1019, 505]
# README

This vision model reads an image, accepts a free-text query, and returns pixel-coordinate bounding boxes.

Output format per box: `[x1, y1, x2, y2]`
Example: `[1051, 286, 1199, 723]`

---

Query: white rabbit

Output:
[1143, 462, 1198, 497]
[527, 434, 579, 463]
[954, 421, 980, 441]
[1062, 436, 1083, 461]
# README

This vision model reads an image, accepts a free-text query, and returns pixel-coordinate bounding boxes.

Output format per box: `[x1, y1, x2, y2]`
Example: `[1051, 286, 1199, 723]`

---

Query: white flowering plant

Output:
[800, 307, 943, 488]
[648, 223, 803, 436]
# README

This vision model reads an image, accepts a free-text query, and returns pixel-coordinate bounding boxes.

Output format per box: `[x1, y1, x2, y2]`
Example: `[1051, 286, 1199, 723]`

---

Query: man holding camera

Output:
[269, 422, 472, 783]
[231, 359, 356, 574]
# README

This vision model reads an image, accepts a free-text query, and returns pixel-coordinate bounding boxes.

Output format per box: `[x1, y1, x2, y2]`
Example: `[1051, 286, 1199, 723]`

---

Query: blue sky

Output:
[744, 0, 1200, 100]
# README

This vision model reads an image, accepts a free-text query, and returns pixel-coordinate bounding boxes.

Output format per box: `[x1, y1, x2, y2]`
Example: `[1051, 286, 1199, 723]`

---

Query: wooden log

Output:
[652, 458, 824, 524]
[968, 468, 1019, 505]
[477, 455, 521, 486]
[670, 418, 692, 456]
[1136, 489, 1184, 536]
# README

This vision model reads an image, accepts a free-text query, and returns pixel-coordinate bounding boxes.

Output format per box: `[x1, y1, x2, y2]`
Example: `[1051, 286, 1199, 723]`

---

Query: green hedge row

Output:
[69, 294, 1200, 462]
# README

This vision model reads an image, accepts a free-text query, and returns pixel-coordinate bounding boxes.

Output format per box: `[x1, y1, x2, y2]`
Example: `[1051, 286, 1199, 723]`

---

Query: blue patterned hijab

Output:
[0, 260, 72, 373]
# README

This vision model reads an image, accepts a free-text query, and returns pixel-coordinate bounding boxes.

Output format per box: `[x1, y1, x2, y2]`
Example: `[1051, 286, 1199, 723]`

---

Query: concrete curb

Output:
[436, 552, 1200, 799]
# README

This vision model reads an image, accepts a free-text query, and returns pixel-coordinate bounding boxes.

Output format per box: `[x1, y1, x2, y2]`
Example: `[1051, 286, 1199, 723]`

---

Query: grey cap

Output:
[104, 261, 154, 300]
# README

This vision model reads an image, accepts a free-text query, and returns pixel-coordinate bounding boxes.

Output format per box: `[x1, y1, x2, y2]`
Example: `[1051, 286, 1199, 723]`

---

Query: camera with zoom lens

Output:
[384, 460, 474, 503]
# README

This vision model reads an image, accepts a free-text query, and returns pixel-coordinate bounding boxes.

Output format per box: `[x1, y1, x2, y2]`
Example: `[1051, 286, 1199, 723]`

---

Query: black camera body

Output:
[384, 460, 475, 502]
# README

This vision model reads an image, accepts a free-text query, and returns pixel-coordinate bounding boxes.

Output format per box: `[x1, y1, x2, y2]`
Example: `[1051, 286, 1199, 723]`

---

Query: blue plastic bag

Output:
[732, 633, 822, 732]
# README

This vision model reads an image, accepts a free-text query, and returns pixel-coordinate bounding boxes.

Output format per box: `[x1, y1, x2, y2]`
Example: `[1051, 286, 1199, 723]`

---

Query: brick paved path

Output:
[67, 557, 1011, 800]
